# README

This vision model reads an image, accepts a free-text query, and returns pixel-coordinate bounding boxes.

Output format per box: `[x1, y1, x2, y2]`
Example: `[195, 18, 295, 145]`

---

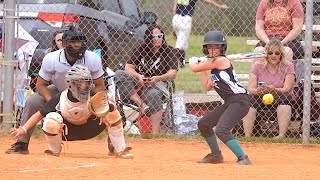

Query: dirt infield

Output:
[0, 136, 320, 180]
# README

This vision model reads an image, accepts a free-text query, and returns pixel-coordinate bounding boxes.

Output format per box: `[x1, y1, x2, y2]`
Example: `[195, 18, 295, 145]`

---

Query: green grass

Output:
[239, 136, 320, 144]
[166, 35, 255, 93]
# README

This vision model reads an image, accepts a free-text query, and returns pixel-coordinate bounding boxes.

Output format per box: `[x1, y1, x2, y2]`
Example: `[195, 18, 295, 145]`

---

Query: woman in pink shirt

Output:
[242, 38, 296, 138]
[255, 0, 304, 61]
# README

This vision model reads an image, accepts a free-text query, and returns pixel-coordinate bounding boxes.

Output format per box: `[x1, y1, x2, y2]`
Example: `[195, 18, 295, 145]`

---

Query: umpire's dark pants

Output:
[198, 94, 250, 143]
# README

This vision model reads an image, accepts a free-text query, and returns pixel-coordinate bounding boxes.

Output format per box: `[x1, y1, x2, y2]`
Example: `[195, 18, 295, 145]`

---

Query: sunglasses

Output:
[152, 33, 164, 39]
[267, 51, 281, 56]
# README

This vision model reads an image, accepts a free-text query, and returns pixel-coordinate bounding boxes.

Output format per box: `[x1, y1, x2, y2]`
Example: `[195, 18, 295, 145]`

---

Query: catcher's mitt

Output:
[87, 91, 110, 119]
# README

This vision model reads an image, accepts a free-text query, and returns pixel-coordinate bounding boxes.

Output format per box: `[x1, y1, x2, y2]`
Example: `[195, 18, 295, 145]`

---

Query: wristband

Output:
[20, 126, 27, 134]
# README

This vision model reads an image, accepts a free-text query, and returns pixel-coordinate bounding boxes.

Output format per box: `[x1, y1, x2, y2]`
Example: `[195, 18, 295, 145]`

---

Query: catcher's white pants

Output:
[172, 14, 192, 51]
[107, 123, 126, 153]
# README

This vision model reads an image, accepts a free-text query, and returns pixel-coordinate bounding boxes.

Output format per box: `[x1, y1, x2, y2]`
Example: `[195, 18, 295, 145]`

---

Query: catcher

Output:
[9, 65, 133, 159]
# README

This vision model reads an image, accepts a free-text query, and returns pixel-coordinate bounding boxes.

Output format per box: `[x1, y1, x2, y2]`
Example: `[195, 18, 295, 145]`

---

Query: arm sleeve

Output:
[87, 51, 105, 80]
[38, 53, 55, 81]
[255, 0, 267, 21]
[291, 0, 304, 18]
[39, 92, 62, 117]
[250, 62, 260, 76]
[286, 62, 296, 75]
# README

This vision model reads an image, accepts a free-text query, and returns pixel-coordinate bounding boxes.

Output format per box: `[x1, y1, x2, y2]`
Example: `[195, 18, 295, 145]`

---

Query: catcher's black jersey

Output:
[39, 91, 105, 141]
[210, 65, 247, 100]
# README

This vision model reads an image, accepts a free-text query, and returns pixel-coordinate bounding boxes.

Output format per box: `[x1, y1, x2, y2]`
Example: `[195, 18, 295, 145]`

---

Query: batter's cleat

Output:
[5, 141, 29, 155]
[236, 155, 252, 165]
[116, 147, 134, 159]
[197, 152, 224, 164]
[44, 149, 60, 157]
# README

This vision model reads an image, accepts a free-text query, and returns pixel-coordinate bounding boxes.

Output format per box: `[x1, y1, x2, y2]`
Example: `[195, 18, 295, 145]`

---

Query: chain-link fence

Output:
[0, 0, 319, 144]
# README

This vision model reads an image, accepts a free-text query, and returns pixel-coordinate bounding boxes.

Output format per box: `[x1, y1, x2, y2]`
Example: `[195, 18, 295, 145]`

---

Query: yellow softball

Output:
[262, 93, 274, 105]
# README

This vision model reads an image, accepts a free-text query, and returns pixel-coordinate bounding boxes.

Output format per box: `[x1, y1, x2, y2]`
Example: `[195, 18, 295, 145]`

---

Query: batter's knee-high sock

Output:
[204, 135, 220, 154]
[225, 139, 245, 158]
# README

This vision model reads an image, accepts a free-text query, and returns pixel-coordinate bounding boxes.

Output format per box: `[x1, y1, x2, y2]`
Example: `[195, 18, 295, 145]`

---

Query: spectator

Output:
[189, 30, 251, 165]
[44, 30, 64, 54]
[30, 30, 65, 91]
[254, 0, 304, 61]
[114, 24, 178, 134]
[242, 38, 295, 138]
[5, 26, 106, 155]
[172, 0, 228, 67]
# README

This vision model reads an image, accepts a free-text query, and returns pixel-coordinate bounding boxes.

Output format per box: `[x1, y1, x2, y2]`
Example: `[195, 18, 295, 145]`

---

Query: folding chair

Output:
[115, 80, 176, 134]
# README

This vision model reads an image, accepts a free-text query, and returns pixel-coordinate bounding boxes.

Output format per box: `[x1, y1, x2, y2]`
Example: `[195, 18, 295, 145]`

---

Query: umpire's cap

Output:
[62, 26, 86, 42]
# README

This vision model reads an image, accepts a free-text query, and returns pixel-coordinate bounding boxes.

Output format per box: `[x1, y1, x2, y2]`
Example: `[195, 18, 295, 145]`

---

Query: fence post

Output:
[1, 0, 17, 133]
[302, 0, 313, 144]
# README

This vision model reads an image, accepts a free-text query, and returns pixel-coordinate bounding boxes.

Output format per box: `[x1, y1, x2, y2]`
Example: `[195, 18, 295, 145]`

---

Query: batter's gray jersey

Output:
[38, 49, 105, 91]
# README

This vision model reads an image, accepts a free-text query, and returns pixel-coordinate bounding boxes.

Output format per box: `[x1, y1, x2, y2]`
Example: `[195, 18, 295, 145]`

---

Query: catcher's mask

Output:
[63, 26, 87, 60]
[202, 31, 227, 57]
[65, 64, 93, 102]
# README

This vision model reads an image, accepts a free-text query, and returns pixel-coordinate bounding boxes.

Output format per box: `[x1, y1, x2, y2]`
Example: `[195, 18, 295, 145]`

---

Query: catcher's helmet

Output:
[65, 64, 93, 102]
[202, 31, 227, 55]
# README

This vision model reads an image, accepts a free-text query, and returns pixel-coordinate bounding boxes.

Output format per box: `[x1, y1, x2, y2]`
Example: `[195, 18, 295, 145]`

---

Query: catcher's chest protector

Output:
[59, 90, 91, 125]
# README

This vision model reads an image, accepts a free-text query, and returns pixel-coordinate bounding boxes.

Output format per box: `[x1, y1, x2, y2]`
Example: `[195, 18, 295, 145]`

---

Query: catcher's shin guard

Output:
[44, 134, 62, 156]
[107, 121, 133, 159]
[107, 123, 126, 153]
[42, 112, 64, 156]
[104, 109, 133, 158]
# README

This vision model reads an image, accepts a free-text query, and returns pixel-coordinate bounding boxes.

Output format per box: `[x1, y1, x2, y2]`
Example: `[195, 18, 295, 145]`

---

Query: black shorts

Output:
[62, 115, 106, 141]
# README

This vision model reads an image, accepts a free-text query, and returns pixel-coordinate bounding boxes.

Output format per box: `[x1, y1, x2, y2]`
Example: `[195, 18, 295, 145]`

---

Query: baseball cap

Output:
[62, 26, 86, 41]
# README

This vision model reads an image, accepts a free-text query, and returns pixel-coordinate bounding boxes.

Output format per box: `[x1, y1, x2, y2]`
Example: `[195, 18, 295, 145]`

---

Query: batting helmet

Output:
[202, 31, 227, 56]
[65, 64, 93, 102]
